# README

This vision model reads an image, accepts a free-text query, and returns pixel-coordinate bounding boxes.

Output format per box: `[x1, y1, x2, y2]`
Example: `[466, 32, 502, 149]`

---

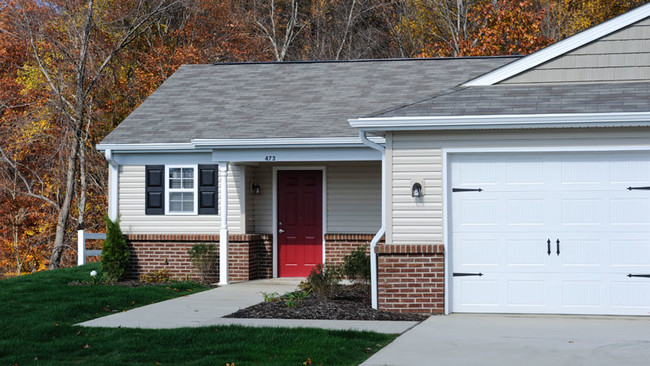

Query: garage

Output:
[450, 151, 650, 315]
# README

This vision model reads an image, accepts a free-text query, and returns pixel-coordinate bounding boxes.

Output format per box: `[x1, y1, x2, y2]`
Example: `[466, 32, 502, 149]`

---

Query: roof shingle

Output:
[101, 57, 517, 144]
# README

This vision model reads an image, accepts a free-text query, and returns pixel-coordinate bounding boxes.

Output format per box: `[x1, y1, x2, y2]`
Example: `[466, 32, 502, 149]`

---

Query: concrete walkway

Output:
[78, 279, 418, 334]
[362, 314, 650, 366]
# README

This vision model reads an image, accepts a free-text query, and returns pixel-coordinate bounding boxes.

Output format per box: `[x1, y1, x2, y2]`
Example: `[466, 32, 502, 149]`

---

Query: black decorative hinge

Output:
[452, 188, 483, 193]
[627, 186, 650, 191]
[628, 274, 650, 278]
[453, 272, 484, 277]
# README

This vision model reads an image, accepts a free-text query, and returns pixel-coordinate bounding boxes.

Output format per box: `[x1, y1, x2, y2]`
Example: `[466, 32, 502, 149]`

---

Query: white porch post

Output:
[218, 162, 229, 285]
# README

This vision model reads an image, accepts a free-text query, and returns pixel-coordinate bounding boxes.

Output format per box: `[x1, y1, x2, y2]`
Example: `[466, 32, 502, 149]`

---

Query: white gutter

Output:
[96, 143, 196, 152]
[192, 137, 385, 149]
[349, 112, 650, 131]
[97, 137, 386, 152]
[359, 131, 385, 310]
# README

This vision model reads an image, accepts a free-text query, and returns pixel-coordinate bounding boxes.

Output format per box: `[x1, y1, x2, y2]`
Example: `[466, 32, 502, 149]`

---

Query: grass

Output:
[0, 264, 397, 365]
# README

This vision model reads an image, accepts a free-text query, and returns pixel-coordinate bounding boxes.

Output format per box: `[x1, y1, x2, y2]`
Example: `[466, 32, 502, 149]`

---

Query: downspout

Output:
[359, 131, 385, 310]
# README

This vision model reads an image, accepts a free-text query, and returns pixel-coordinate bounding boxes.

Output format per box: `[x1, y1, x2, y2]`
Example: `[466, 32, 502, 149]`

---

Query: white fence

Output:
[77, 229, 105, 265]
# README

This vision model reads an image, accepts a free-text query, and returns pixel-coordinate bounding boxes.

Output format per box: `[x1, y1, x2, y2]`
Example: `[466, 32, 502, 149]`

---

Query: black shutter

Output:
[198, 164, 218, 215]
[145, 165, 164, 215]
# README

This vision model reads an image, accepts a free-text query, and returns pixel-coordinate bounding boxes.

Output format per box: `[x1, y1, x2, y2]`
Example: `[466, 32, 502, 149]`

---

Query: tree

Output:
[7, 0, 182, 269]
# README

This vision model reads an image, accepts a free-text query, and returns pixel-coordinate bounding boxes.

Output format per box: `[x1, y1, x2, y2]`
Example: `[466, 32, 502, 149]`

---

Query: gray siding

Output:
[250, 162, 381, 234]
[118, 165, 244, 234]
[504, 18, 650, 84]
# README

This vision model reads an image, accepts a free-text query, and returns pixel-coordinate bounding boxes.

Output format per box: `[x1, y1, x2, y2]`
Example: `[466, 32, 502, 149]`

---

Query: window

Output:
[145, 164, 218, 215]
[166, 166, 197, 214]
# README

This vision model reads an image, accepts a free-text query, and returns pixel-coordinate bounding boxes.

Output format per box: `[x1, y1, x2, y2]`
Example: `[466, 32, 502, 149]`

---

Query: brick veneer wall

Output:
[126, 234, 273, 283]
[375, 244, 445, 314]
[324, 233, 383, 265]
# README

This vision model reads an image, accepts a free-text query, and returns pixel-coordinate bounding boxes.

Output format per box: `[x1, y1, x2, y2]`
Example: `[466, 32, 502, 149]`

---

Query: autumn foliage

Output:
[0, 0, 646, 277]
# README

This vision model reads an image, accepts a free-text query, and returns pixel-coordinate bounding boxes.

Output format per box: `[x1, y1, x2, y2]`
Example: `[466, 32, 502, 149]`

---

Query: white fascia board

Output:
[349, 112, 650, 131]
[97, 137, 386, 154]
[464, 3, 650, 86]
[191, 136, 385, 149]
[96, 143, 197, 152]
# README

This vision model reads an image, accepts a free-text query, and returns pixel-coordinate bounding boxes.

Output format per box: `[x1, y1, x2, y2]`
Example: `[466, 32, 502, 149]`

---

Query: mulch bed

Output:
[225, 285, 429, 321]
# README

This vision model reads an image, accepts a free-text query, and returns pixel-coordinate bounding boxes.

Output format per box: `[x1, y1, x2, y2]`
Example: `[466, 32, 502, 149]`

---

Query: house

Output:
[98, 3, 650, 316]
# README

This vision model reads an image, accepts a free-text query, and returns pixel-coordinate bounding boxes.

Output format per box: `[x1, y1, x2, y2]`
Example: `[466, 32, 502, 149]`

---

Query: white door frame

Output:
[272, 166, 327, 278]
[443, 145, 650, 314]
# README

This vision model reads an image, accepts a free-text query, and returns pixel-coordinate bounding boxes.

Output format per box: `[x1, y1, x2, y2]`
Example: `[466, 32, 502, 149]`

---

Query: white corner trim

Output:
[349, 112, 650, 131]
[463, 3, 650, 86]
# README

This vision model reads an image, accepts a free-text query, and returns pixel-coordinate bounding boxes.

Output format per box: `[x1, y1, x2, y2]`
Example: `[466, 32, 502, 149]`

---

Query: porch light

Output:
[412, 182, 423, 198]
[251, 183, 261, 195]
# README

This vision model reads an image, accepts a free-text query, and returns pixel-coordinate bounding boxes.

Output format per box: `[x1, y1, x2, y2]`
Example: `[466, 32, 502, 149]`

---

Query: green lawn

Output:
[0, 264, 396, 365]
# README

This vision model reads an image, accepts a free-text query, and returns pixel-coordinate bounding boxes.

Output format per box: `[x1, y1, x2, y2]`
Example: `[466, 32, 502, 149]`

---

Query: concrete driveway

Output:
[362, 314, 650, 366]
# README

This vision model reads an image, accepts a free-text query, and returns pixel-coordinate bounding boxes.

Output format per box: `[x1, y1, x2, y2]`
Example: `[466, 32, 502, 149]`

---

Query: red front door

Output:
[277, 170, 323, 277]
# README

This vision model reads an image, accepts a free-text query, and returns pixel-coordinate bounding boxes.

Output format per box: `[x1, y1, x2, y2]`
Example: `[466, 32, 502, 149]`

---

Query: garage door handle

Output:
[547, 239, 551, 256]
[556, 239, 560, 256]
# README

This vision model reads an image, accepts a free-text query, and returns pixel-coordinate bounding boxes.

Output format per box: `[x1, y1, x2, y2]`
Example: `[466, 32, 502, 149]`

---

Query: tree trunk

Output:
[48, 0, 94, 269]
[48, 136, 80, 268]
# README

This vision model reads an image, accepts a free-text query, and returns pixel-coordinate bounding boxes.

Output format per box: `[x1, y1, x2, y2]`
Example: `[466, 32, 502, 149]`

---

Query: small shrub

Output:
[101, 216, 130, 282]
[300, 263, 342, 298]
[140, 269, 172, 284]
[343, 246, 371, 284]
[282, 290, 311, 308]
[262, 292, 280, 302]
[187, 243, 217, 284]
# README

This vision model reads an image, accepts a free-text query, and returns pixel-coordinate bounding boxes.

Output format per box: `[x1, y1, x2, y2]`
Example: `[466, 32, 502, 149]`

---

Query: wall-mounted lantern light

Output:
[412, 182, 423, 198]
[251, 183, 261, 195]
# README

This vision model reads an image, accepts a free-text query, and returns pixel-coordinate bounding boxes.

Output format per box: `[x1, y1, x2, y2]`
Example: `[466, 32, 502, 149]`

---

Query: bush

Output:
[140, 269, 172, 284]
[101, 216, 130, 281]
[300, 263, 342, 298]
[343, 246, 371, 284]
[188, 243, 217, 284]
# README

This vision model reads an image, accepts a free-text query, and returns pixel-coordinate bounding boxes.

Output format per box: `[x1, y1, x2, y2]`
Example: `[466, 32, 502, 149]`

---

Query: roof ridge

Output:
[208, 55, 521, 66]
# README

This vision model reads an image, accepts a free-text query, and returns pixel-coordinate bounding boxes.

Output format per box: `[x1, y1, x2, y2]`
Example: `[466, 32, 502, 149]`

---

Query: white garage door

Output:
[451, 152, 650, 315]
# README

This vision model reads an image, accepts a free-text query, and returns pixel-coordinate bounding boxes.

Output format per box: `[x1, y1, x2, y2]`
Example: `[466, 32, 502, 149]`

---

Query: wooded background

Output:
[0, 0, 646, 277]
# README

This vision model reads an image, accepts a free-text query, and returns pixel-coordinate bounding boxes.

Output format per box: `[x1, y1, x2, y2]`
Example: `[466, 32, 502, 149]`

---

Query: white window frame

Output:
[165, 164, 198, 215]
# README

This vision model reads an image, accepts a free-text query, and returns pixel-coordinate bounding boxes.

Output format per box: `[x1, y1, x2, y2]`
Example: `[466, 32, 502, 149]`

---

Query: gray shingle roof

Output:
[101, 57, 517, 144]
[376, 82, 650, 117]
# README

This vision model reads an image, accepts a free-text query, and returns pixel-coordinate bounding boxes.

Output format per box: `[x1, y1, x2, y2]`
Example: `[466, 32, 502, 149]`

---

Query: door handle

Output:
[547, 239, 551, 256]
[278, 229, 285, 233]
[556, 239, 560, 256]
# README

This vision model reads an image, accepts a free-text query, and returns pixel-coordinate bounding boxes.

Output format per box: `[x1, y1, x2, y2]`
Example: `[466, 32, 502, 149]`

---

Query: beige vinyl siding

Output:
[503, 18, 650, 84]
[388, 129, 650, 245]
[118, 165, 244, 234]
[389, 135, 443, 245]
[251, 165, 273, 233]
[249, 162, 381, 234]
[327, 162, 381, 233]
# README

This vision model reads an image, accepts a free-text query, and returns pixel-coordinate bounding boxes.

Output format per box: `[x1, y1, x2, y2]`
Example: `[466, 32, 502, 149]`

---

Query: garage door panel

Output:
[451, 151, 650, 316]
[610, 239, 650, 267]
[611, 281, 650, 309]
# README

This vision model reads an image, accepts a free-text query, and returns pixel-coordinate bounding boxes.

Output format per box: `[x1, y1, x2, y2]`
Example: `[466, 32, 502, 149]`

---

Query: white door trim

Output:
[272, 166, 327, 278]
[443, 145, 650, 314]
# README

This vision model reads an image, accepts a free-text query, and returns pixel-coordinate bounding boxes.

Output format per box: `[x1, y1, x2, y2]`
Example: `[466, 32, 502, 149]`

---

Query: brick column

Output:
[375, 244, 445, 314]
